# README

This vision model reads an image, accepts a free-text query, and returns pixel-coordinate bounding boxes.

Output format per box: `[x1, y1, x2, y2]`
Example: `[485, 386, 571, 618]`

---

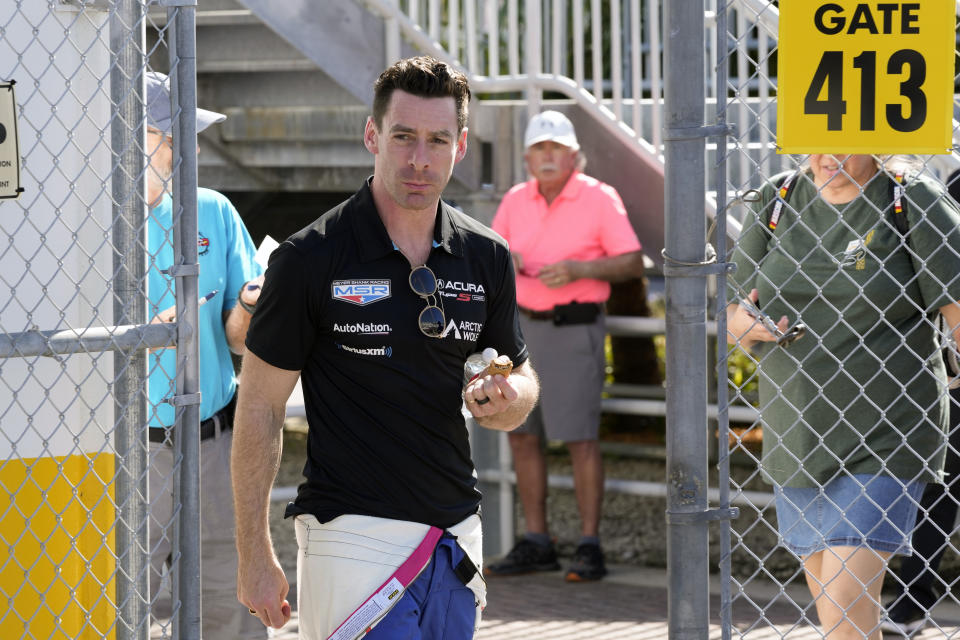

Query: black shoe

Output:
[880, 598, 927, 636]
[484, 538, 560, 576]
[564, 542, 607, 582]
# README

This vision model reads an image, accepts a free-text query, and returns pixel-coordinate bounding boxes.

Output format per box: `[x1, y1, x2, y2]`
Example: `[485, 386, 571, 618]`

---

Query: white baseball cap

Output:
[146, 71, 226, 134]
[523, 110, 579, 151]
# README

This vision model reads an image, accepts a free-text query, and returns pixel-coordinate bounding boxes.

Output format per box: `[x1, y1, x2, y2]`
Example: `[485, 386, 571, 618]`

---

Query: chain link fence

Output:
[0, 2, 201, 638]
[717, 1, 960, 637]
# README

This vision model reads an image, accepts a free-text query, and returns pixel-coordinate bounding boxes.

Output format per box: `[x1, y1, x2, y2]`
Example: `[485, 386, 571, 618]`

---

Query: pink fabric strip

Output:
[390, 526, 443, 585]
[327, 525, 444, 640]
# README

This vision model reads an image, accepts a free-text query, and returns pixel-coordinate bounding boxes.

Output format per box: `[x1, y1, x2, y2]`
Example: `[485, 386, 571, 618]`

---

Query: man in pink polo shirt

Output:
[488, 110, 644, 581]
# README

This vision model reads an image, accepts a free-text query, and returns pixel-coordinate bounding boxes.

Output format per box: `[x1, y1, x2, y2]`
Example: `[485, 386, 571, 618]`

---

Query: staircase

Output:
[147, 0, 837, 264]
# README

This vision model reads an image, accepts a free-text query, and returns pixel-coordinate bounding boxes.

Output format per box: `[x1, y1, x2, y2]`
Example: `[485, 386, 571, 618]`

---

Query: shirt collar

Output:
[351, 177, 464, 263]
[529, 170, 583, 205]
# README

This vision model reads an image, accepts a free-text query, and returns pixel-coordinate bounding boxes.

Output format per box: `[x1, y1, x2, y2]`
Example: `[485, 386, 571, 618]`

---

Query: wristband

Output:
[237, 284, 257, 314]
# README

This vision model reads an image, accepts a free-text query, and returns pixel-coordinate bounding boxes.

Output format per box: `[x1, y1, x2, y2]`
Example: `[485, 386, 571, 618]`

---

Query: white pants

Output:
[294, 513, 485, 640]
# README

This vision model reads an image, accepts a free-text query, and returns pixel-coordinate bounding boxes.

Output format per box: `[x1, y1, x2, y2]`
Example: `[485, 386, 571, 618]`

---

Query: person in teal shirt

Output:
[145, 72, 266, 640]
[728, 154, 960, 640]
[147, 186, 262, 428]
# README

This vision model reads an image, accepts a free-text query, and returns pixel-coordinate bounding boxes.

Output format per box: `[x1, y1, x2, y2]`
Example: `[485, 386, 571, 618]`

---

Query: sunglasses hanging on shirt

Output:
[409, 265, 446, 338]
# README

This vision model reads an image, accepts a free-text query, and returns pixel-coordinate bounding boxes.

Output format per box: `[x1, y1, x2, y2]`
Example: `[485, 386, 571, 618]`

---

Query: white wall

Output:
[0, 2, 123, 459]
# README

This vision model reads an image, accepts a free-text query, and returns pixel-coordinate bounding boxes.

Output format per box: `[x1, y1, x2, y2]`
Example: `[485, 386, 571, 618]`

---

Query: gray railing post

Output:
[167, 4, 202, 639]
[663, 1, 709, 639]
[110, 2, 148, 638]
[523, 0, 542, 120]
[470, 420, 513, 558]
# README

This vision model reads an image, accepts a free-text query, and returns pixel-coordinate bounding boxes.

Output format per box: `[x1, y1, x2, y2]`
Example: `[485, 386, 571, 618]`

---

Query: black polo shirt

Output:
[246, 180, 528, 529]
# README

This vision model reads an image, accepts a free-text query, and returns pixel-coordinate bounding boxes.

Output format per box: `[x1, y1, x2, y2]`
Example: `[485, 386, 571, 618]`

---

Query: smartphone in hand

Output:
[739, 297, 806, 347]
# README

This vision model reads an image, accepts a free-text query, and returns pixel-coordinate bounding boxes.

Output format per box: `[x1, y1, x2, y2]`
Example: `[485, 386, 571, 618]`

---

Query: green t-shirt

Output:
[730, 169, 960, 487]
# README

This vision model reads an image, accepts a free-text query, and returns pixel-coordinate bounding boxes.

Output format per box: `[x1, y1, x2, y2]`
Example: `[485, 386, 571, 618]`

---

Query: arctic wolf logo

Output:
[440, 319, 484, 341]
[332, 280, 391, 305]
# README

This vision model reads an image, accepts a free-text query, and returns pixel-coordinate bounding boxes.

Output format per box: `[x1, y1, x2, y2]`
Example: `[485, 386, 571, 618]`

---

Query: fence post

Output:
[109, 2, 148, 638]
[168, 5, 202, 639]
[663, 1, 710, 638]
[714, 5, 735, 639]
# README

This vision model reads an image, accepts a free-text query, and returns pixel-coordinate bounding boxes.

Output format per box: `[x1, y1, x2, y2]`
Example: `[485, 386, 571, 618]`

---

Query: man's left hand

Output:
[537, 260, 580, 288]
[464, 374, 519, 417]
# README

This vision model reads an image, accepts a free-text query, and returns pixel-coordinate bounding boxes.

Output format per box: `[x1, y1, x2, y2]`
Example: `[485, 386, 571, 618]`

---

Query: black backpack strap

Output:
[888, 171, 909, 236]
[765, 169, 909, 237]
[766, 170, 801, 231]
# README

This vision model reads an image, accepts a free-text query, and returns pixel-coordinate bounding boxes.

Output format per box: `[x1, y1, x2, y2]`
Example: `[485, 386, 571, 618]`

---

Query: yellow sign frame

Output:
[777, 1, 955, 154]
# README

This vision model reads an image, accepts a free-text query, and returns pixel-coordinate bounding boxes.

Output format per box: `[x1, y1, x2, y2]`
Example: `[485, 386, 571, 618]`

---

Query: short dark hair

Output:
[372, 56, 471, 134]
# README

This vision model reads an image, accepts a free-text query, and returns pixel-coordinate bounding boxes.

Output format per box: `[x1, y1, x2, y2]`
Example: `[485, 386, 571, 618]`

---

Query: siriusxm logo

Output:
[333, 322, 392, 335]
[337, 343, 393, 358]
[332, 279, 391, 306]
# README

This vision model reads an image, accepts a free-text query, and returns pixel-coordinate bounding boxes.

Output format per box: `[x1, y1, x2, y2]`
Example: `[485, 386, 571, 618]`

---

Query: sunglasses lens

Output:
[409, 266, 437, 296]
[418, 305, 445, 337]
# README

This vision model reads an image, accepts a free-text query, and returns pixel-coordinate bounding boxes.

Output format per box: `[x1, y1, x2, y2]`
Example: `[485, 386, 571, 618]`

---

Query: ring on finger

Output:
[476, 397, 490, 405]
[248, 609, 257, 615]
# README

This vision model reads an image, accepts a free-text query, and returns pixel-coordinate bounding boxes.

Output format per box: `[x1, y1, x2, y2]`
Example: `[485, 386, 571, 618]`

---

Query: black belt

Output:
[149, 405, 232, 444]
[519, 303, 603, 324]
[518, 306, 555, 321]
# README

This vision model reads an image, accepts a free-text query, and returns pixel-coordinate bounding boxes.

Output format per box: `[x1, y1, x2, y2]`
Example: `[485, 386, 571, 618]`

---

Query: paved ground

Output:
[259, 564, 960, 639]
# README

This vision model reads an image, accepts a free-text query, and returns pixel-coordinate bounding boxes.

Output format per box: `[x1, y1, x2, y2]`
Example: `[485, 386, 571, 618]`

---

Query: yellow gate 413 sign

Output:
[778, 1, 955, 154]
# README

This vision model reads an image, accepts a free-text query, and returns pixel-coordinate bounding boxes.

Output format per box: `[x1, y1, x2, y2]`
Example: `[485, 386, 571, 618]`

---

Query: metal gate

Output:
[715, 1, 960, 638]
[0, 2, 201, 639]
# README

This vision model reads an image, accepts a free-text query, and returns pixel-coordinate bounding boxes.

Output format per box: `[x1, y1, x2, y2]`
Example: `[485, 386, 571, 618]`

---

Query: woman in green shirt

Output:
[728, 154, 960, 640]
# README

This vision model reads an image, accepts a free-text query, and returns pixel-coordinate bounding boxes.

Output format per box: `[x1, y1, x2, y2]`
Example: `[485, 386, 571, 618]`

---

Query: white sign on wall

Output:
[0, 81, 22, 200]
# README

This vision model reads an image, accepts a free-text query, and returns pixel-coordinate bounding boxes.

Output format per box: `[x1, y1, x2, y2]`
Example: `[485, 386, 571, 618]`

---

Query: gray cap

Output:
[146, 71, 226, 134]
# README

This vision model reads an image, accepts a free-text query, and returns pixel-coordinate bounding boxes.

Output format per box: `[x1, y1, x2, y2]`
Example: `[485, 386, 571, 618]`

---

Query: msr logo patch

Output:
[332, 279, 391, 306]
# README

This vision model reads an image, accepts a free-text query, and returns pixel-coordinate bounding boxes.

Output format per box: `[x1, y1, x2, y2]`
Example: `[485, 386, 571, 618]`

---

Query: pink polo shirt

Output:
[492, 171, 642, 311]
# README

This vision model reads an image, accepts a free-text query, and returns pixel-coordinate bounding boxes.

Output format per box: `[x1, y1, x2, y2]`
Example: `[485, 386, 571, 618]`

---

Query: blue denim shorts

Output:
[774, 474, 925, 556]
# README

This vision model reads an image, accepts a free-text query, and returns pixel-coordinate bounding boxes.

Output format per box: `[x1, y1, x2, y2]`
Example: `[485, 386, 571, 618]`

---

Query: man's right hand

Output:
[238, 552, 292, 629]
[232, 352, 300, 630]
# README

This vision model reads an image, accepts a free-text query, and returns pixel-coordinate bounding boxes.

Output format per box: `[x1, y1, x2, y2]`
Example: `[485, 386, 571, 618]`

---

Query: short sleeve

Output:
[245, 242, 319, 371]
[905, 178, 960, 311]
[597, 185, 642, 256]
[477, 242, 528, 366]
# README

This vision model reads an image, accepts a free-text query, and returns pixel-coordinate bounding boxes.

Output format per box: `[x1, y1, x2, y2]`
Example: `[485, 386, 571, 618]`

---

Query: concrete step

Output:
[218, 106, 367, 143]
[196, 23, 313, 71]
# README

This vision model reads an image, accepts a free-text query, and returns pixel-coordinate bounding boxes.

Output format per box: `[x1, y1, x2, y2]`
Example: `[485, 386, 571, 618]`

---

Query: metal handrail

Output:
[359, 0, 662, 168]
[0, 323, 179, 358]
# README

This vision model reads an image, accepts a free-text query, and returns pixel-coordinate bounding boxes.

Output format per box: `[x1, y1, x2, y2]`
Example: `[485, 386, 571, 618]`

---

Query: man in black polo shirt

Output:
[231, 57, 540, 640]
